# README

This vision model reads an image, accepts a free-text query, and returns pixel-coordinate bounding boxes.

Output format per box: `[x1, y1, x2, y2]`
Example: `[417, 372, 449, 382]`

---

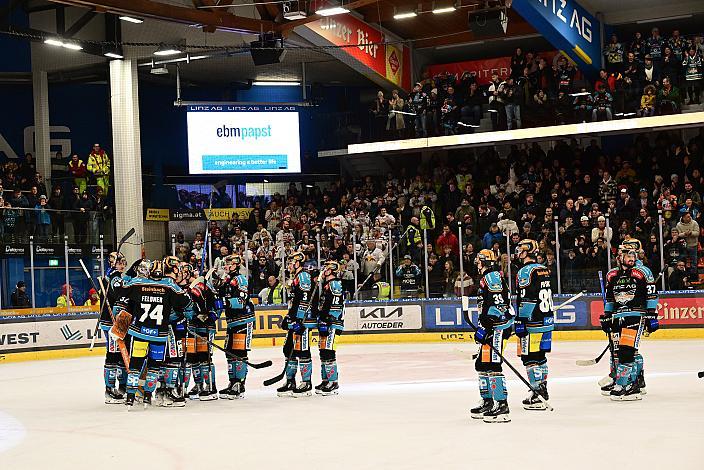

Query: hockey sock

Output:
[126, 371, 140, 394]
[165, 367, 179, 389]
[144, 370, 160, 393]
[322, 360, 338, 382]
[210, 364, 217, 389]
[201, 364, 211, 388]
[539, 364, 549, 386]
[320, 363, 326, 381]
[299, 358, 313, 382]
[192, 364, 203, 384]
[234, 360, 248, 381]
[182, 366, 192, 388]
[478, 372, 491, 400]
[285, 359, 298, 380]
[632, 354, 644, 382]
[489, 373, 507, 401]
[527, 365, 543, 389]
[104, 365, 117, 388]
[615, 363, 633, 387]
[227, 360, 236, 381]
[117, 367, 128, 388]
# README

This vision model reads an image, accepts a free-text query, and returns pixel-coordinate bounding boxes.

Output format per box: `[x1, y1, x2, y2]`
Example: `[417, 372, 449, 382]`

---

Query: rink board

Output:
[2, 292, 704, 363]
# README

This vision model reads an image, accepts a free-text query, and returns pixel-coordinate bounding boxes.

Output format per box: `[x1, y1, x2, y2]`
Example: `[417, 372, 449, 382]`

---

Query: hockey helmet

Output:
[621, 238, 643, 253]
[136, 259, 152, 278]
[516, 239, 539, 261]
[287, 251, 305, 267]
[475, 249, 497, 269]
[163, 255, 180, 276]
[618, 244, 638, 267]
[149, 260, 165, 279]
[322, 260, 341, 276]
[180, 262, 195, 280]
[225, 253, 242, 267]
[108, 251, 126, 269]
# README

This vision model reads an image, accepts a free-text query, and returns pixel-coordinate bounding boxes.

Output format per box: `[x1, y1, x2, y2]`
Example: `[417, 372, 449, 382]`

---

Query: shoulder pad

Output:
[630, 269, 645, 281]
[330, 280, 343, 295]
[606, 268, 619, 282]
[110, 276, 123, 289]
[298, 272, 312, 290]
[517, 265, 536, 288]
[634, 265, 655, 283]
[483, 271, 503, 292]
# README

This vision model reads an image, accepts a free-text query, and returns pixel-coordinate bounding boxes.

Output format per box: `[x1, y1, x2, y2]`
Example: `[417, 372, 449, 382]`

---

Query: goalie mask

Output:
[163, 255, 180, 279]
[136, 259, 151, 278]
[149, 260, 165, 279]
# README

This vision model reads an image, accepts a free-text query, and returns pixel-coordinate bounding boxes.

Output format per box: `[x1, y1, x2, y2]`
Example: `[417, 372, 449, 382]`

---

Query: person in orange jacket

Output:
[68, 154, 88, 194]
[84, 288, 100, 307]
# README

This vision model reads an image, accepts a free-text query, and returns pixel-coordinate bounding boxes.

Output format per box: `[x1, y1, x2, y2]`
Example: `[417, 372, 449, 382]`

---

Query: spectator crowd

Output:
[369, 28, 704, 140]
[0, 143, 113, 244]
[173, 127, 704, 301]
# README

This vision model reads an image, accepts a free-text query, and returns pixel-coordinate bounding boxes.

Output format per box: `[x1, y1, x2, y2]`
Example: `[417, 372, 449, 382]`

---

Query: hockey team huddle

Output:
[97, 250, 344, 409]
[95, 235, 657, 421]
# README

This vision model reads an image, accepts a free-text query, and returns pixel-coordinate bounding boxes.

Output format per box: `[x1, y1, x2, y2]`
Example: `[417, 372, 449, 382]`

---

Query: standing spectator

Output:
[68, 153, 88, 194]
[658, 77, 682, 114]
[629, 31, 645, 63]
[258, 275, 285, 305]
[370, 90, 388, 141]
[18, 153, 36, 189]
[73, 190, 93, 244]
[604, 33, 625, 74]
[87, 143, 111, 196]
[84, 288, 100, 307]
[598, 171, 617, 205]
[436, 224, 459, 256]
[668, 260, 690, 290]
[395, 255, 421, 298]
[34, 195, 51, 241]
[386, 89, 405, 139]
[638, 84, 657, 117]
[682, 46, 702, 105]
[645, 27, 665, 64]
[676, 211, 700, 274]
[591, 216, 613, 244]
[488, 73, 505, 131]
[668, 30, 688, 62]
[661, 47, 682, 87]
[462, 82, 484, 127]
[510, 47, 526, 79]
[47, 186, 65, 242]
[639, 55, 661, 88]
[408, 83, 429, 138]
[502, 77, 522, 129]
[482, 222, 503, 249]
[427, 88, 441, 136]
[11, 281, 30, 307]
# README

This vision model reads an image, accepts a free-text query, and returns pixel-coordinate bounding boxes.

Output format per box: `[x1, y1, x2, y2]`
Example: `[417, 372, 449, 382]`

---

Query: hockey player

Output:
[316, 260, 345, 396]
[601, 246, 659, 400]
[111, 260, 194, 409]
[161, 256, 188, 407]
[99, 251, 128, 404]
[218, 254, 254, 399]
[515, 239, 554, 410]
[278, 251, 315, 397]
[185, 263, 221, 401]
[469, 249, 514, 423]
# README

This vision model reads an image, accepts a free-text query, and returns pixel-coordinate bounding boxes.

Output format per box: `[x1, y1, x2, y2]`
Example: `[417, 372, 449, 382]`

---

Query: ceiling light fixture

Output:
[316, 5, 349, 16]
[61, 41, 83, 51]
[119, 15, 144, 24]
[393, 11, 417, 19]
[104, 51, 124, 59]
[153, 44, 182, 56]
[44, 38, 64, 47]
[432, 5, 456, 14]
[252, 80, 301, 86]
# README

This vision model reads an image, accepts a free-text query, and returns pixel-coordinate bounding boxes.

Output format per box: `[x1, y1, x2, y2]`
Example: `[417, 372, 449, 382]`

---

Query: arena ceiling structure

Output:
[2, 0, 703, 90]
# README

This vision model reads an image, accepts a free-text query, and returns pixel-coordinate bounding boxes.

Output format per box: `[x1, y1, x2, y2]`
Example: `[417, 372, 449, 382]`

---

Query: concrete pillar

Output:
[109, 59, 144, 264]
[32, 70, 52, 183]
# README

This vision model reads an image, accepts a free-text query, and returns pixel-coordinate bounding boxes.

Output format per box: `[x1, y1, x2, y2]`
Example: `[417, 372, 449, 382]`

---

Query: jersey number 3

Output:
[139, 303, 164, 325]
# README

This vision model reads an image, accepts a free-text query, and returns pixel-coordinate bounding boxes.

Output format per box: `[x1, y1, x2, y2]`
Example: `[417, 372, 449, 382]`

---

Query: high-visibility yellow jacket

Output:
[87, 149, 110, 176]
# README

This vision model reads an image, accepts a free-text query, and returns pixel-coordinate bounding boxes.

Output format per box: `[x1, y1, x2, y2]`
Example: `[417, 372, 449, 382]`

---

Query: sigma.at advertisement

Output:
[186, 104, 301, 174]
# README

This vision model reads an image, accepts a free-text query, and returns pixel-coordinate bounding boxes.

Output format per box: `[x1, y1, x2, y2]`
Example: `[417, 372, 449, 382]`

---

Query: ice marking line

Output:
[0, 411, 26, 453]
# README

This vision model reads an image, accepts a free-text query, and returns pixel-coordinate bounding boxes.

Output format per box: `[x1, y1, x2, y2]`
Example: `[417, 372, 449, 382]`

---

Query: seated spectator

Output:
[638, 85, 657, 117]
[11, 280, 30, 307]
[573, 87, 593, 122]
[258, 275, 285, 305]
[668, 260, 690, 290]
[657, 77, 682, 114]
[56, 284, 76, 308]
[84, 288, 100, 307]
[592, 84, 614, 121]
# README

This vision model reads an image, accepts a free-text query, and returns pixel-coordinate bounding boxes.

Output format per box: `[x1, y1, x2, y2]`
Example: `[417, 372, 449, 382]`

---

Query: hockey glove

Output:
[291, 320, 306, 334]
[474, 327, 488, 344]
[213, 298, 225, 311]
[318, 323, 330, 336]
[514, 320, 528, 338]
[599, 314, 612, 334]
[280, 316, 291, 331]
[644, 311, 659, 333]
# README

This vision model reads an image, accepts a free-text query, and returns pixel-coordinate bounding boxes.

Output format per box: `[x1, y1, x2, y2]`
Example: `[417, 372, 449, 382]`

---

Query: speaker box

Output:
[468, 9, 508, 38]
[250, 38, 287, 66]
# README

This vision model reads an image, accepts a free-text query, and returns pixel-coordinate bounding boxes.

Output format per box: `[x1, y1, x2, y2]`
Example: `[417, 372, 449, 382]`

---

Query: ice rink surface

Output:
[1, 339, 703, 470]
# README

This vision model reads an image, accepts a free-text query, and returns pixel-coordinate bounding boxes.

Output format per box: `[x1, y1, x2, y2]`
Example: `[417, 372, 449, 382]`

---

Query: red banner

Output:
[304, 16, 410, 90]
[589, 297, 704, 326]
[426, 56, 512, 86]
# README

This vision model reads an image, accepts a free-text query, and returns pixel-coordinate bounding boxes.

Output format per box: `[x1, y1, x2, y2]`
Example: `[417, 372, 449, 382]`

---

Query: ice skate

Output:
[292, 381, 312, 398]
[610, 384, 643, 401]
[470, 399, 493, 419]
[104, 387, 124, 404]
[318, 381, 339, 396]
[277, 379, 297, 397]
[483, 400, 511, 423]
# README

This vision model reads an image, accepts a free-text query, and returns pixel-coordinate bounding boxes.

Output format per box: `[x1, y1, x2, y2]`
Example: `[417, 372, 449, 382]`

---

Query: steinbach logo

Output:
[359, 307, 402, 319]
[60, 325, 82, 341]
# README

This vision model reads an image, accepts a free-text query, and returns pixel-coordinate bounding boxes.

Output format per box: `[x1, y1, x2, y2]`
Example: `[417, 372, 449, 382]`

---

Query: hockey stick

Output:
[88, 228, 135, 350]
[461, 297, 554, 412]
[576, 344, 611, 367]
[187, 327, 272, 369]
[698, 371, 704, 378]
[554, 291, 587, 310]
[79, 259, 131, 371]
